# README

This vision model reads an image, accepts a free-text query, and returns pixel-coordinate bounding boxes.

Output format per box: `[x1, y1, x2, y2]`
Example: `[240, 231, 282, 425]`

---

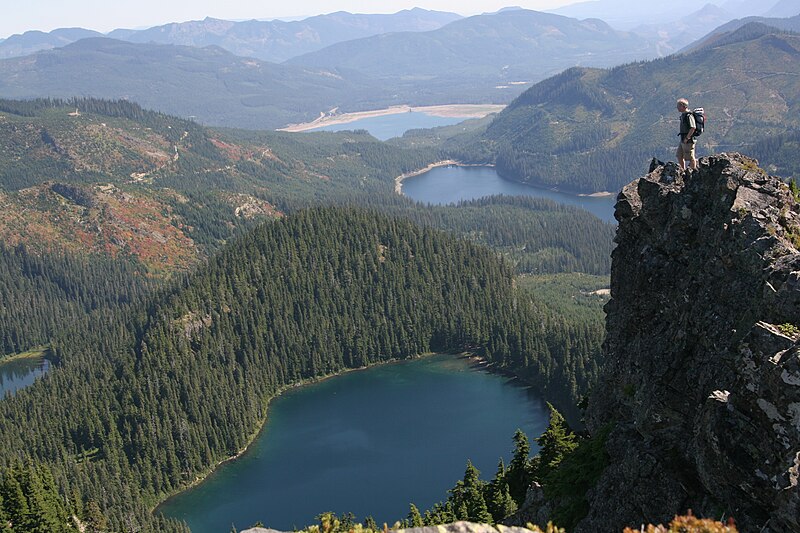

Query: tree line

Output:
[0, 207, 606, 531]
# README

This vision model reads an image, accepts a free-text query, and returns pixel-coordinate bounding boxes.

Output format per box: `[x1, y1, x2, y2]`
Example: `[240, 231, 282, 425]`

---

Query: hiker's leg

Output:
[676, 144, 685, 169]
[687, 141, 697, 169]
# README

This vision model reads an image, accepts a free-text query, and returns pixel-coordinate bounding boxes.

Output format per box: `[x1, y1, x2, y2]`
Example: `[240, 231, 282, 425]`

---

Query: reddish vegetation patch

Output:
[1, 184, 199, 275]
[210, 138, 251, 160]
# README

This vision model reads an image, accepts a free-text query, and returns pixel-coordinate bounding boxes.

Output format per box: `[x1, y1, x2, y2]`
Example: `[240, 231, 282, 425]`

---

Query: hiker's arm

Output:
[685, 127, 695, 142]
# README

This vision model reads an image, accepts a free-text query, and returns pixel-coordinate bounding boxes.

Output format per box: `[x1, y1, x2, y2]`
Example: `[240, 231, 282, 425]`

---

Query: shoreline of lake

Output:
[158, 351, 544, 531]
[578, 191, 615, 198]
[278, 104, 505, 133]
[1, 346, 49, 364]
[394, 160, 491, 194]
[153, 352, 447, 516]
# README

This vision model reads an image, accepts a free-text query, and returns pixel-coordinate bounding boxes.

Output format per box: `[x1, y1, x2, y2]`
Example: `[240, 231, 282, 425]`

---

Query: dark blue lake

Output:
[401, 165, 617, 223]
[158, 354, 547, 532]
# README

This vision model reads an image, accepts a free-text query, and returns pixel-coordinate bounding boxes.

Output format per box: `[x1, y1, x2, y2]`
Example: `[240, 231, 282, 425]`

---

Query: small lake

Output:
[307, 112, 469, 141]
[0, 356, 50, 397]
[401, 165, 617, 223]
[159, 354, 547, 532]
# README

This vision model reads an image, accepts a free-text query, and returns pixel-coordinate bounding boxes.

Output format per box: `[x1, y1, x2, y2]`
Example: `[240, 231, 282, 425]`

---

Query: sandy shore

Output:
[395, 160, 458, 194]
[578, 191, 615, 198]
[278, 104, 505, 133]
[394, 160, 496, 194]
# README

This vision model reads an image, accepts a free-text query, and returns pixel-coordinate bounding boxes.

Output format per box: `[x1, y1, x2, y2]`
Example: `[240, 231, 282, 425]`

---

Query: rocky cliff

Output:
[579, 154, 800, 531]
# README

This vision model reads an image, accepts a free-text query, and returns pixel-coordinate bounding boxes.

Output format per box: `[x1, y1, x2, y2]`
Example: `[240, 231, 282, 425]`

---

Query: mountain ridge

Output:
[286, 9, 660, 103]
[466, 25, 800, 193]
[0, 38, 388, 128]
[681, 13, 800, 52]
[0, 9, 462, 62]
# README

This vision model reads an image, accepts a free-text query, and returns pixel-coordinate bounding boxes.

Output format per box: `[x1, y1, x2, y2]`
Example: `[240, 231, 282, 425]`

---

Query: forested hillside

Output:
[0, 98, 438, 265]
[0, 243, 153, 355]
[459, 25, 800, 192]
[0, 208, 603, 531]
[388, 196, 613, 276]
[0, 97, 614, 531]
[0, 98, 614, 277]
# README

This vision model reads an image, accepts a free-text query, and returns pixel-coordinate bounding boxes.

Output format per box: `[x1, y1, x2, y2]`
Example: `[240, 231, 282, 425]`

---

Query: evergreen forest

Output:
[0, 98, 612, 532]
[1, 10, 798, 533]
[0, 207, 609, 531]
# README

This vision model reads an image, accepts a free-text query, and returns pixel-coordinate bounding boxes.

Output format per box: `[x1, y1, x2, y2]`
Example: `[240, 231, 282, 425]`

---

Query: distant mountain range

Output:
[0, 9, 462, 62]
[0, 9, 668, 127]
[682, 12, 800, 52]
[2, 7, 798, 133]
[108, 9, 462, 63]
[765, 0, 800, 17]
[0, 38, 394, 129]
[462, 24, 800, 192]
[629, 3, 737, 55]
[0, 27, 102, 59]
[286, 9, 660, 102]
[550, 0, 781, 30]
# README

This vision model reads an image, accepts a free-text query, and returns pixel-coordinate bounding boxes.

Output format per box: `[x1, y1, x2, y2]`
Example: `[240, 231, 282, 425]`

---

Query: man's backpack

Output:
[689, 108, 705, 137]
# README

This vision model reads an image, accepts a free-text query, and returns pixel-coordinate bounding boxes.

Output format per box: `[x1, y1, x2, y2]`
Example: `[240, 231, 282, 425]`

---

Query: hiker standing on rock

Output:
[676, 98, 697, 170]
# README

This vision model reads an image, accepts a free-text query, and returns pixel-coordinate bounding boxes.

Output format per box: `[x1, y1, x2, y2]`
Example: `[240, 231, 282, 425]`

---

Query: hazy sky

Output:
[2, 1, 578, 39]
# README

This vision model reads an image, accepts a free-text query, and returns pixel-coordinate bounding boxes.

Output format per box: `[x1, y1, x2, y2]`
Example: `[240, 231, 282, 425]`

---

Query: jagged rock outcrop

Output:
[579, 154, 800, 532]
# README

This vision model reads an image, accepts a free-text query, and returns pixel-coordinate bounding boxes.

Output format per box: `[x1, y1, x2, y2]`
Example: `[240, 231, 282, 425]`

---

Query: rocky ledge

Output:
[579, 154, 800, 531]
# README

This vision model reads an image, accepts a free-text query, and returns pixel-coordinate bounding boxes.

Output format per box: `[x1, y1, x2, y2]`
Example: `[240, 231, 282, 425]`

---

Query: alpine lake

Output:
[309, 111, 617, 222]
[160, 112, 614, 532]
[0, 349, 50, 398]
[159, 354, 548, 532]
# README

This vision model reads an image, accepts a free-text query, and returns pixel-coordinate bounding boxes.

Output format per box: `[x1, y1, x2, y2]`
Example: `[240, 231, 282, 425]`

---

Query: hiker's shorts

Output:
[676, 139, 696, 162]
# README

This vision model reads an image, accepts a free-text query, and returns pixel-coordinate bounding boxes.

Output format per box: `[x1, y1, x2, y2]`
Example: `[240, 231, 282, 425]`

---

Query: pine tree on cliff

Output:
[450, 461, 493, 523]
[486, 458, 517, 522]
[506, 429, 534, 505]
[535, 403, 578, 478]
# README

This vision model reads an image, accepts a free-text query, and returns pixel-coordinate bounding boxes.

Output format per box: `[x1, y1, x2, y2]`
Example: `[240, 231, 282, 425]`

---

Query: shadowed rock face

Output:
[580, 153, 800, 532]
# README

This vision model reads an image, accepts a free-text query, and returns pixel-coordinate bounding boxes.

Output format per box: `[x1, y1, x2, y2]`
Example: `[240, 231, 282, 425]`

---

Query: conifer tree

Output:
[535, 403, 578, 478]
[0, 492, 10, 533]
[407, 504, 424, 527]
[0, 466, 30, 531]
[83, 501, 107, 533]
[363, 516, 378, 531]
[486, 459, 517, 522]
[452, 461, 492, 524]
[506, 429, 534, 505]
